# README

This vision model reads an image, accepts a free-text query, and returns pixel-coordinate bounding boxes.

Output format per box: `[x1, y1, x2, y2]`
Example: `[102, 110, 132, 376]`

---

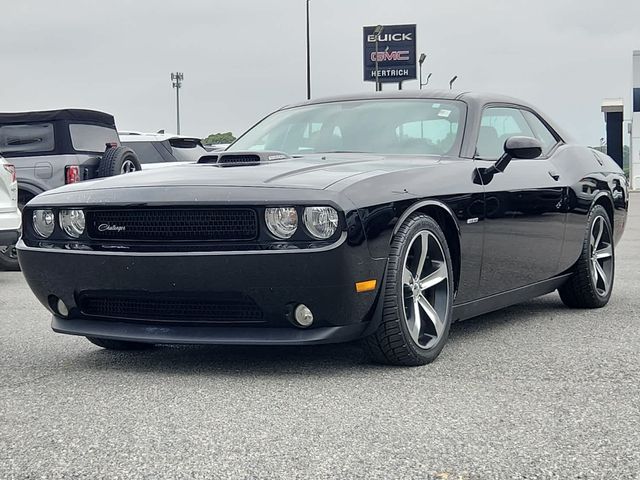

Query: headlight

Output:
[303, 206, 339, 239]
[32, 209, 55, 238]
[59, 209, 85, 238]
[265, 207, 298, 239]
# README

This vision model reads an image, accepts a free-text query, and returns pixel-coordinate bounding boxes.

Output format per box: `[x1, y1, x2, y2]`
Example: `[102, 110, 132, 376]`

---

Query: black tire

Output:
[86, 337, 155, 351]
[364, 213, 454, 366]
[0, 244, 20, 271]
[0, 194, 30, 271]
[97, 147, 141, 177]
[558, 205, 614, 308]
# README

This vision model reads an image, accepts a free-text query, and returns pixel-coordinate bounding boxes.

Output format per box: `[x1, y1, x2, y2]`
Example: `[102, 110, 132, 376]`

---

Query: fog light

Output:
[293, 304, 314, 327]
[57, 299, 69, 317]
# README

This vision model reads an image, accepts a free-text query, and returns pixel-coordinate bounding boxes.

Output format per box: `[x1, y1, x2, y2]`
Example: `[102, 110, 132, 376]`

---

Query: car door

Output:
[474, 106, 567, 298]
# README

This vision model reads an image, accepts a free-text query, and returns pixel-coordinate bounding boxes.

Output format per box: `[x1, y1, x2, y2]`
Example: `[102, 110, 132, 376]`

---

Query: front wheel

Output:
[558, 205, 614, 308]
[364, 213, 454, 366]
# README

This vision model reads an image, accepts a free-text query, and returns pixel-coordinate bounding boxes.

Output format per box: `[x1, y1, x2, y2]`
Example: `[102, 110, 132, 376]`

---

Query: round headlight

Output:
[59, 209, 85, 238]
[265, 207, 298, 239]
[303, 206, 339, 240]
[32, 209, 55, 238]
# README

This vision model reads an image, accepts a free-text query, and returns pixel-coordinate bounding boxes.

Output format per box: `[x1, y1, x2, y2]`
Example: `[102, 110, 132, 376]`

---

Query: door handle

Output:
[548, 170, 560, 181]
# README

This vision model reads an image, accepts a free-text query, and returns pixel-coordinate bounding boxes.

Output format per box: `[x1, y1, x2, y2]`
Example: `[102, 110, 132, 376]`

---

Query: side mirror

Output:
[504, 136, 542, 160]
[480, 136, 542, 182]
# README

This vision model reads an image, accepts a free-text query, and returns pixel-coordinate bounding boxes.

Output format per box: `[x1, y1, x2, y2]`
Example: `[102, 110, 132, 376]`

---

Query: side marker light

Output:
[355, 280, 377, 293]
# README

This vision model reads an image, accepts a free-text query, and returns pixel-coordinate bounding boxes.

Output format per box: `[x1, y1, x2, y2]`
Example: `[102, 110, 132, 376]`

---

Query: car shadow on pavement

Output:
[73, 294, 565, 375]
[448, 293, 565, 342]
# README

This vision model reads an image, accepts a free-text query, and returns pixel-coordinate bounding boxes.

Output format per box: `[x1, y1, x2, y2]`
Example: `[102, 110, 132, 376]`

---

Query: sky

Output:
[1, 0, 639, 146]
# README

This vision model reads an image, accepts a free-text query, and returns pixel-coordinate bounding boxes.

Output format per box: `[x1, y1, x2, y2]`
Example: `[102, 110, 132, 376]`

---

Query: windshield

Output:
[229, 99, 464, 156]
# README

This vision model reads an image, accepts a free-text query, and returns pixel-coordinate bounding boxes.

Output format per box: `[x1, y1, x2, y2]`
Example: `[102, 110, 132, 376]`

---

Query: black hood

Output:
[43, 153, 444, 195]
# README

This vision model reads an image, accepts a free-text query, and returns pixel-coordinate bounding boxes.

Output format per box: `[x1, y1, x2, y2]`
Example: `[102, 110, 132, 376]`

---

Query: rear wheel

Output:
[364, 213, 454, 366]
[558, 205, 614, 308]
[86, 337, 155, 350]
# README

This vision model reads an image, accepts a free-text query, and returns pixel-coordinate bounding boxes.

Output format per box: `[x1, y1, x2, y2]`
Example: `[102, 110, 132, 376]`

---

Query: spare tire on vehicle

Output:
[98, 146, 141, 177]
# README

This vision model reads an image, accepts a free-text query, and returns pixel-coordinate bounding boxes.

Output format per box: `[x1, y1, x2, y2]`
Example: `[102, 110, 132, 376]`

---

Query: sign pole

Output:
[375, 36, 380, 91]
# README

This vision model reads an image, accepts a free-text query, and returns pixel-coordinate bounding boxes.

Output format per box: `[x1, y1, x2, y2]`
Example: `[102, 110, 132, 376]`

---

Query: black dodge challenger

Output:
[18, 91, 627, 366]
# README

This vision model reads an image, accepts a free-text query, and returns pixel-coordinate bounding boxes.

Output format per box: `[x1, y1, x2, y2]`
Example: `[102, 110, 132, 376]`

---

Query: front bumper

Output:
[17, 237, 386, 345]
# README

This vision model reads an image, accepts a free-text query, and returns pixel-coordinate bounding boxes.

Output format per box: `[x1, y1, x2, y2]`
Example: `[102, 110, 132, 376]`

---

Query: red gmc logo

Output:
[370, 51, 410, 62]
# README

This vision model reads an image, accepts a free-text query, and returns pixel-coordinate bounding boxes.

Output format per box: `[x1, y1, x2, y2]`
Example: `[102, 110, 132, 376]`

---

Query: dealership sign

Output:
[363, 24, 417, 84]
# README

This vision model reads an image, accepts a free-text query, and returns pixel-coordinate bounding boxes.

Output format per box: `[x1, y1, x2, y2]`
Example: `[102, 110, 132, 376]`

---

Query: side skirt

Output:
[452, 274, 572, 322]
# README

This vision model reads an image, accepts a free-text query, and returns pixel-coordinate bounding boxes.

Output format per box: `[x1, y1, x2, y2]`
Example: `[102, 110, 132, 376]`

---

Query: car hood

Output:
[47, 153, 445, 194]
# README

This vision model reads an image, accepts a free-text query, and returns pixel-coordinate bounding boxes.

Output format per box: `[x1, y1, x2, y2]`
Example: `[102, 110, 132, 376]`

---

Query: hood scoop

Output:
[198, 151, 291, 167]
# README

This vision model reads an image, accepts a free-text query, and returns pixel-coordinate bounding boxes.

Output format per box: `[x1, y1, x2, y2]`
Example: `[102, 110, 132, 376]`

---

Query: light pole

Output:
[171, 72, 184, 134]
[449, 75, 458, 90]
[306, 0, 311, 100]
[373, 25, 384, 92]
[418, 53, 432, 89]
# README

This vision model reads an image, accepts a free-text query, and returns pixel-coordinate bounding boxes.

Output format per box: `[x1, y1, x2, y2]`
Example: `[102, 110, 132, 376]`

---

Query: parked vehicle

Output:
[0, 109, 141, 269]
[203, 143, 230, 152]
[119, 132, 210, 168]
[0, 155, 20, 270]
[18, 91, 627, 365]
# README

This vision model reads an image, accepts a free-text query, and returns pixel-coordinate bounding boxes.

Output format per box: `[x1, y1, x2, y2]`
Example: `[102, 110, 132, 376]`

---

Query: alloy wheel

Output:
[401, 230, 450, 350]
[120, 159, 138, 174]
[590, 215, 613, 296]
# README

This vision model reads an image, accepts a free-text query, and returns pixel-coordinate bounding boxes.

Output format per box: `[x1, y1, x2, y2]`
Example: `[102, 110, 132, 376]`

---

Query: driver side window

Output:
[476, 107, 535, 160]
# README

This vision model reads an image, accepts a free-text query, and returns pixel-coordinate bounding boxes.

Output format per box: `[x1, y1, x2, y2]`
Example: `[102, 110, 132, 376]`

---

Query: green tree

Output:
[203, 132, 236, 145]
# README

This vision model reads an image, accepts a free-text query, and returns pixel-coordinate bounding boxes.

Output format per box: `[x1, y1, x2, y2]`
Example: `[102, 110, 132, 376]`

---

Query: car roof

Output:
[283, 90, 531, 109]
[0, 109, 115, 127]
[119, 132, 201, 143]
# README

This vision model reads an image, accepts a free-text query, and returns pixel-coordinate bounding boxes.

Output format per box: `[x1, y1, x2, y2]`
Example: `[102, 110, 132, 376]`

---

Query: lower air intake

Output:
[79, 292, 265, 324]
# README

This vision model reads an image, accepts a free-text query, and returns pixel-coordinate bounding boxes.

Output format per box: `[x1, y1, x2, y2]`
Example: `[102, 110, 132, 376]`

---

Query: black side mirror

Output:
[504, 136, 542, 160]
[479, 136, 542, 182]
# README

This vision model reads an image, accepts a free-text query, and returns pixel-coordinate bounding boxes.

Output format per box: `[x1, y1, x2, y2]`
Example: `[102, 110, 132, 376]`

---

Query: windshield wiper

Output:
[317, 150, 366, 154]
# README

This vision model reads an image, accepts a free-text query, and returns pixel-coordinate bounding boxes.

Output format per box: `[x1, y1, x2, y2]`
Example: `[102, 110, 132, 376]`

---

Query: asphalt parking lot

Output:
[1, 197, 638, 479]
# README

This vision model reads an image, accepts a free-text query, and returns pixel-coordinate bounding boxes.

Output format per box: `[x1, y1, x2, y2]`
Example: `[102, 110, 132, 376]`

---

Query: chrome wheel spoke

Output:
[595, 244, 612, 260]
[415, 232, 429, 279]
[417, 295, 443, 338]
[419, 262, 447, 291]
[592, 217, 603, 250]
[403, 266, 414, 286]
[594, 261, 608, 287]
[407, 300, 422, 344]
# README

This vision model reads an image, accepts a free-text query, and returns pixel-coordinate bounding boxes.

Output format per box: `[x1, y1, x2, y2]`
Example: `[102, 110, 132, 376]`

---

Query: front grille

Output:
[86, 208, 258, 242]
[79, 292, 264, 324]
